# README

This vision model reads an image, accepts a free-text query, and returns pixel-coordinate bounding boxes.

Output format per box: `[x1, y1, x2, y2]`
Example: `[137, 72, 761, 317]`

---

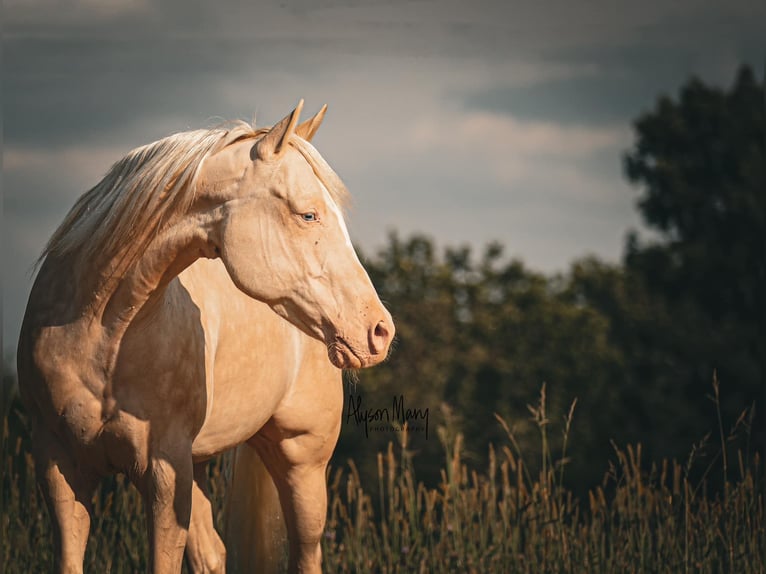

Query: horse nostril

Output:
[370, 320, 392, 355]
[375, 321, 388, 339]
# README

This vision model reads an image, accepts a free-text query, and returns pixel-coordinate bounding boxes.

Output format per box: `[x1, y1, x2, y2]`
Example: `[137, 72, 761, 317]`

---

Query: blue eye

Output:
[301, 212, 317, 222]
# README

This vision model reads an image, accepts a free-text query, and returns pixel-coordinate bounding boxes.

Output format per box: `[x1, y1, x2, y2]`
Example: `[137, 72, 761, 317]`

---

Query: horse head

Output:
[197, 101, 394, 369]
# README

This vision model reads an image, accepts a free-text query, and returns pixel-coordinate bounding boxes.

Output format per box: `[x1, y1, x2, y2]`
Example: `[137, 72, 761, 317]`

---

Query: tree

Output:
[624, 66, 765, 327]
[573, 66, 765, 471]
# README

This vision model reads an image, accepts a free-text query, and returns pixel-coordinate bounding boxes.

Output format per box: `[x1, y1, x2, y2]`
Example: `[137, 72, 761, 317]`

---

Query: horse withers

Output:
[17, 101, 394, 573]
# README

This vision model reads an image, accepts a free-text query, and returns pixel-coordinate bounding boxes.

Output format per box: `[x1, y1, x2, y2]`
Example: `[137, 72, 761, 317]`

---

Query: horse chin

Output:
[327, 340, 364, 370]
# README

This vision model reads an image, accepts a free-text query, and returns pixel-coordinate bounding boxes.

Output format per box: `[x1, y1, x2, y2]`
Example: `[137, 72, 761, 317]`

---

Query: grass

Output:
[2, 383, 763, 573]
[321, 385, 763, 573]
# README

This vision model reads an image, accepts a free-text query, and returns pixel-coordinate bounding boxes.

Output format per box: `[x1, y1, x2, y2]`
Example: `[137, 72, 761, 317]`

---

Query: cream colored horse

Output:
[17, 101, 394, 574]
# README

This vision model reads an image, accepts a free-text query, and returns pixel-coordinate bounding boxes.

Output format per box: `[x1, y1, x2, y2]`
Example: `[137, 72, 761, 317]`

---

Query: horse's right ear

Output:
[254, 99, 304, 160]
[296, 104, 328, 142]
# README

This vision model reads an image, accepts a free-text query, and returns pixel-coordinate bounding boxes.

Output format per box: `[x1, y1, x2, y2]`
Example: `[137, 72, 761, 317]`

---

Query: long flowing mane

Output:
[39, 121, 258, 273]
[39, 120, 350, 276]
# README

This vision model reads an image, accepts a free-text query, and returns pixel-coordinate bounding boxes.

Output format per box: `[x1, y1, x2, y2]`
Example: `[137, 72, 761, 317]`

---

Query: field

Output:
[2, 383, 762, 573]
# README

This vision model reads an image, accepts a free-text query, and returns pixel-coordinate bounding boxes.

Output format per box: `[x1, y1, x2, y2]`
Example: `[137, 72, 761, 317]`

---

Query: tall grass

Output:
[2, 383, 763, 573]
[321, 385, 763, 573]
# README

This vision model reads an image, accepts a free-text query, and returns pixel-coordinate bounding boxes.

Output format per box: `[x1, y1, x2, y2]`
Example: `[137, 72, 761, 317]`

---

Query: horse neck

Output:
[96, 214, 217, 335]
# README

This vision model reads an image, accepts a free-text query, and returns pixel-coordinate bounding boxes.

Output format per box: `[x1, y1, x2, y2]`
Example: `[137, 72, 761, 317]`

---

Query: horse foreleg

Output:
[185, 462, 226, 574]
[253, 435, 333, 574]
[33, 431, 97, 574]
[278, 463, 328, 574]
[139, 441, 194, 574]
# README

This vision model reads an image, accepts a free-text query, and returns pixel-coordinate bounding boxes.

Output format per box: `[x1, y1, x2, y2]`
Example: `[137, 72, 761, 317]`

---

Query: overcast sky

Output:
[3, 0, 765, 355]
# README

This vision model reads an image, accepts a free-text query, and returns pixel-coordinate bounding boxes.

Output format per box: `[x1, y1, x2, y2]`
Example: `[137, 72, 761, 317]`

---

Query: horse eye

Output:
[301, 212, 317, 222]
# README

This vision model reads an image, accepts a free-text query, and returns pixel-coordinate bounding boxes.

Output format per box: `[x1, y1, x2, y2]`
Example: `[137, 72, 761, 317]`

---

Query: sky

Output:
[3, 0, 765, 355]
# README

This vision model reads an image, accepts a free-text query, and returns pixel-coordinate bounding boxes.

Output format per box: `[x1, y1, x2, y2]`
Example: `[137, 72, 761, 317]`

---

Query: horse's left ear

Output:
[296, 104, 328, 142]
[254, 99, 304, 160]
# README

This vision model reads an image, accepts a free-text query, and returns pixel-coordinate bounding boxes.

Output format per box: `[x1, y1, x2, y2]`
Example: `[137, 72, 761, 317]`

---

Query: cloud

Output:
[5, 145, 125, 177]
[410, 110, 627, 163]
[5, 144, 130, 216]
[326, 101, 638, 269]
[4, 34, 249, 148]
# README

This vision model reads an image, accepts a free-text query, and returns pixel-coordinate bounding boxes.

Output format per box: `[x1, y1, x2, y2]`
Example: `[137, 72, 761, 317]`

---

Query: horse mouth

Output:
[327, 338, 364, 369]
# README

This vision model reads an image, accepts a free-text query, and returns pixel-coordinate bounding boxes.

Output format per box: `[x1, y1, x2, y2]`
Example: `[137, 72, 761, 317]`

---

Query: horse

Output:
[16, 100, 394, 574]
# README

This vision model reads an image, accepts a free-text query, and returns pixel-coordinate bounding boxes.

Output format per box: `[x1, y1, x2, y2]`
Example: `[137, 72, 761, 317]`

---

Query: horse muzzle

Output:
[326, 313, 395, 369]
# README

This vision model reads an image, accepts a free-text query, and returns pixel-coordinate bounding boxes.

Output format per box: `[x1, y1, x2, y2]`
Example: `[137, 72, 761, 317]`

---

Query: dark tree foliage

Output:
[625, 66, 765, 326]
[334, 234, 625, 493]
[572, 66, 765, 472]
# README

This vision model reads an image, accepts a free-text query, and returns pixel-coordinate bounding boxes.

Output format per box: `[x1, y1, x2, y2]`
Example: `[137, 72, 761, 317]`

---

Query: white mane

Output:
[39, 122, 256, 272]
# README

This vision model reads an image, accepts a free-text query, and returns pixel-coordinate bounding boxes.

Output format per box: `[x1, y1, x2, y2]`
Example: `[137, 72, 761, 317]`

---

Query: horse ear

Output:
[296, 104, 328, 142]
[255, 99, 304, 160]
